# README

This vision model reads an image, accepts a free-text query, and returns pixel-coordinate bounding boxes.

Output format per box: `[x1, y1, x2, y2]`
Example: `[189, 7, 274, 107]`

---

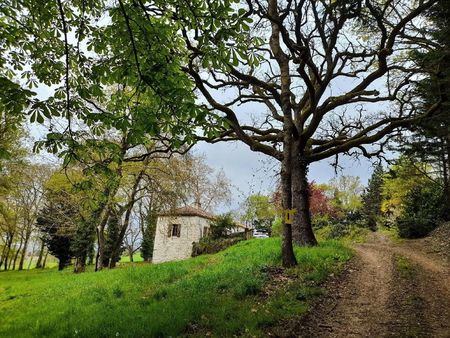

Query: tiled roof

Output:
[158, 206, 215, 220]
[236, 223, 251, 229]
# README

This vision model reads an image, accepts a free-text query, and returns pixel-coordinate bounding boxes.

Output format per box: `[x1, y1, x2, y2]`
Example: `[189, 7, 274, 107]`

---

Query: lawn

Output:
[20, 254, 143, 271]
[119, 254, 144, 263]
[0, 238, 351, 337]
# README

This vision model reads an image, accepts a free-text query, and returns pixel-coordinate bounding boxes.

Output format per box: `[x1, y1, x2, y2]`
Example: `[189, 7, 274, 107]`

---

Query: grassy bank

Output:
[0, 238, 351, 337]
[315, 224, 370, 244]
[379, 225, 402, 243]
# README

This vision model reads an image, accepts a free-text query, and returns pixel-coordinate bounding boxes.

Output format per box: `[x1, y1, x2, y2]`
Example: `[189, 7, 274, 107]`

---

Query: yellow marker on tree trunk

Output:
[284, 209, 297, 225]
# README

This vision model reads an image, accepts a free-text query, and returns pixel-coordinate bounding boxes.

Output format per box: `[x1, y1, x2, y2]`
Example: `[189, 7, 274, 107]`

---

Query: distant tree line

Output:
[0, 141, 231, 272]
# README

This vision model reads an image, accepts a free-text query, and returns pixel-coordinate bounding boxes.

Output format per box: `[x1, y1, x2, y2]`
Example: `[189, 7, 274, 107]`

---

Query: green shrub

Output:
[141, 216, 157, 261]
[328, 222, 351, 239]
[193, 213, 249, 257]
[209, 213, 236, 239]
[312, 214, 332, 229]
[271, 217, 282, 237]
[316, 223, 368, 243]
[396, 183, 444, 238]
[192, 236, 244, 257]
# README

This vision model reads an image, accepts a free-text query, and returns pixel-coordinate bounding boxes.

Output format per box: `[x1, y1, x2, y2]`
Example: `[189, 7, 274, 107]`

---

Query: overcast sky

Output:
[193, 140, 375, 213]
[27, 121, 375, 214]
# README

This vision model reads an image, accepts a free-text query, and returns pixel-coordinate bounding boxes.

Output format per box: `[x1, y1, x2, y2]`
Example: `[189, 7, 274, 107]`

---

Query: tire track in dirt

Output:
[271, 232, 450, 337]
[389, 241, 450, 337]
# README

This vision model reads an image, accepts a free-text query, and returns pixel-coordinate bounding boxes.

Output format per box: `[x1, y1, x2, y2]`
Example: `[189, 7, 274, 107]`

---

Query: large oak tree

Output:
[152, 0, 439, 266]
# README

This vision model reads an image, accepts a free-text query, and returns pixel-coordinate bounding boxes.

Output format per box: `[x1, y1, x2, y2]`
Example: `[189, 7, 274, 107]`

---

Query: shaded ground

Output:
[271, 231, 450, 337]
[422, 222, 450, 264]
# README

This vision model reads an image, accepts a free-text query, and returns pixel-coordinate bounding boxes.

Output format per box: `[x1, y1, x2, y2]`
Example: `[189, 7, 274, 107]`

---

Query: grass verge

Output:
[315, 224, 370, 244]
[0, 238, 351, 337]
[379, 225, 402, 243]
[396, 256, 416, 278]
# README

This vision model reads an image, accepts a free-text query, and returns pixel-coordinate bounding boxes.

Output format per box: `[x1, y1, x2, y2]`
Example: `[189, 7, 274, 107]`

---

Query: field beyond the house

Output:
[0, 238, 351, 337]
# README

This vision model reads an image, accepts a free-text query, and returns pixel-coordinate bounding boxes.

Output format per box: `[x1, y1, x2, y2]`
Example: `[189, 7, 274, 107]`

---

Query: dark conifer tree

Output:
[36, 200, 74, 271]
[141, 212, 157, 262]
[103, 212, 121, 267]
[402, 0, 450, 219]
[71, 219, 96, 273]
[361, 164, 384, 231]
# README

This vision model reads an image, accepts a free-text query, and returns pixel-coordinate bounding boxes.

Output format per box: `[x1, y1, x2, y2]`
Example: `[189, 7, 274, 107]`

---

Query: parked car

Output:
[253, 230, 269, 238]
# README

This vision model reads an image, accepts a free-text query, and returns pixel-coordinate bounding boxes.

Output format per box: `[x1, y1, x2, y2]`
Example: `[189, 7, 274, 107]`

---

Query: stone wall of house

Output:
[152, 215, 211, 263]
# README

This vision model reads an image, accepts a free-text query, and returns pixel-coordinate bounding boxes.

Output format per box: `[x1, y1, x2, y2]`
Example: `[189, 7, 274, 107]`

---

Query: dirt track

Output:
[275, 232, 450, 337]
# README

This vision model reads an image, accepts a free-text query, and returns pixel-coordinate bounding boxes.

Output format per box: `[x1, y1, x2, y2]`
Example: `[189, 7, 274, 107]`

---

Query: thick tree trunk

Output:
[109, 221, 125, 269]
[291, 159, 318, 246]
[95, 153, 125, 271]
[267, 0, 297, 267]
[109, 224, 126, 268]
[58, 259, 66, 271]
[95, 176, 124, 271]
[35, 240, 45, 269]
[109, 169, 144, 269]
[280, 148, 297, 268]
[74, 258, 86, 273]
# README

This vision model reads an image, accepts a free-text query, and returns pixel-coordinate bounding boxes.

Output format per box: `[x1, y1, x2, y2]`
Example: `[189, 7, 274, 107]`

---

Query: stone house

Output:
[152, 206, 250, 263]
[152, 206, 215, 263]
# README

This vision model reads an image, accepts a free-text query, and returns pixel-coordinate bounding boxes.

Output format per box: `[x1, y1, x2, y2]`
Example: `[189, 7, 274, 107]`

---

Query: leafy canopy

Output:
[0, 0, 222, 160]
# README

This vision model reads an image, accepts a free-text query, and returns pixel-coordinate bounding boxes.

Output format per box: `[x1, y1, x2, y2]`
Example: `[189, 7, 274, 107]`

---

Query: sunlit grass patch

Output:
[0, 238, 351, 337]
[118, 254, 144, 263]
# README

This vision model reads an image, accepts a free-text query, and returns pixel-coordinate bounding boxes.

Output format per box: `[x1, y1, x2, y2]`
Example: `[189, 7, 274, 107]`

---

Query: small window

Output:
[168, 224, 181, 237]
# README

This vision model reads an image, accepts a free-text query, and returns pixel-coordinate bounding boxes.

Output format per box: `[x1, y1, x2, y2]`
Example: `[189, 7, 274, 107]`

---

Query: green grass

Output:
[315, 224, 370, 244]
[118, 254, 144, 263]
[16, 256, 60, 270]
[343, 226, 370, 243]
[396, 256, 415, 278]
[379, 225, 402, 243]
[0, 238, 352, 337]
[20, 254, 142, 271]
